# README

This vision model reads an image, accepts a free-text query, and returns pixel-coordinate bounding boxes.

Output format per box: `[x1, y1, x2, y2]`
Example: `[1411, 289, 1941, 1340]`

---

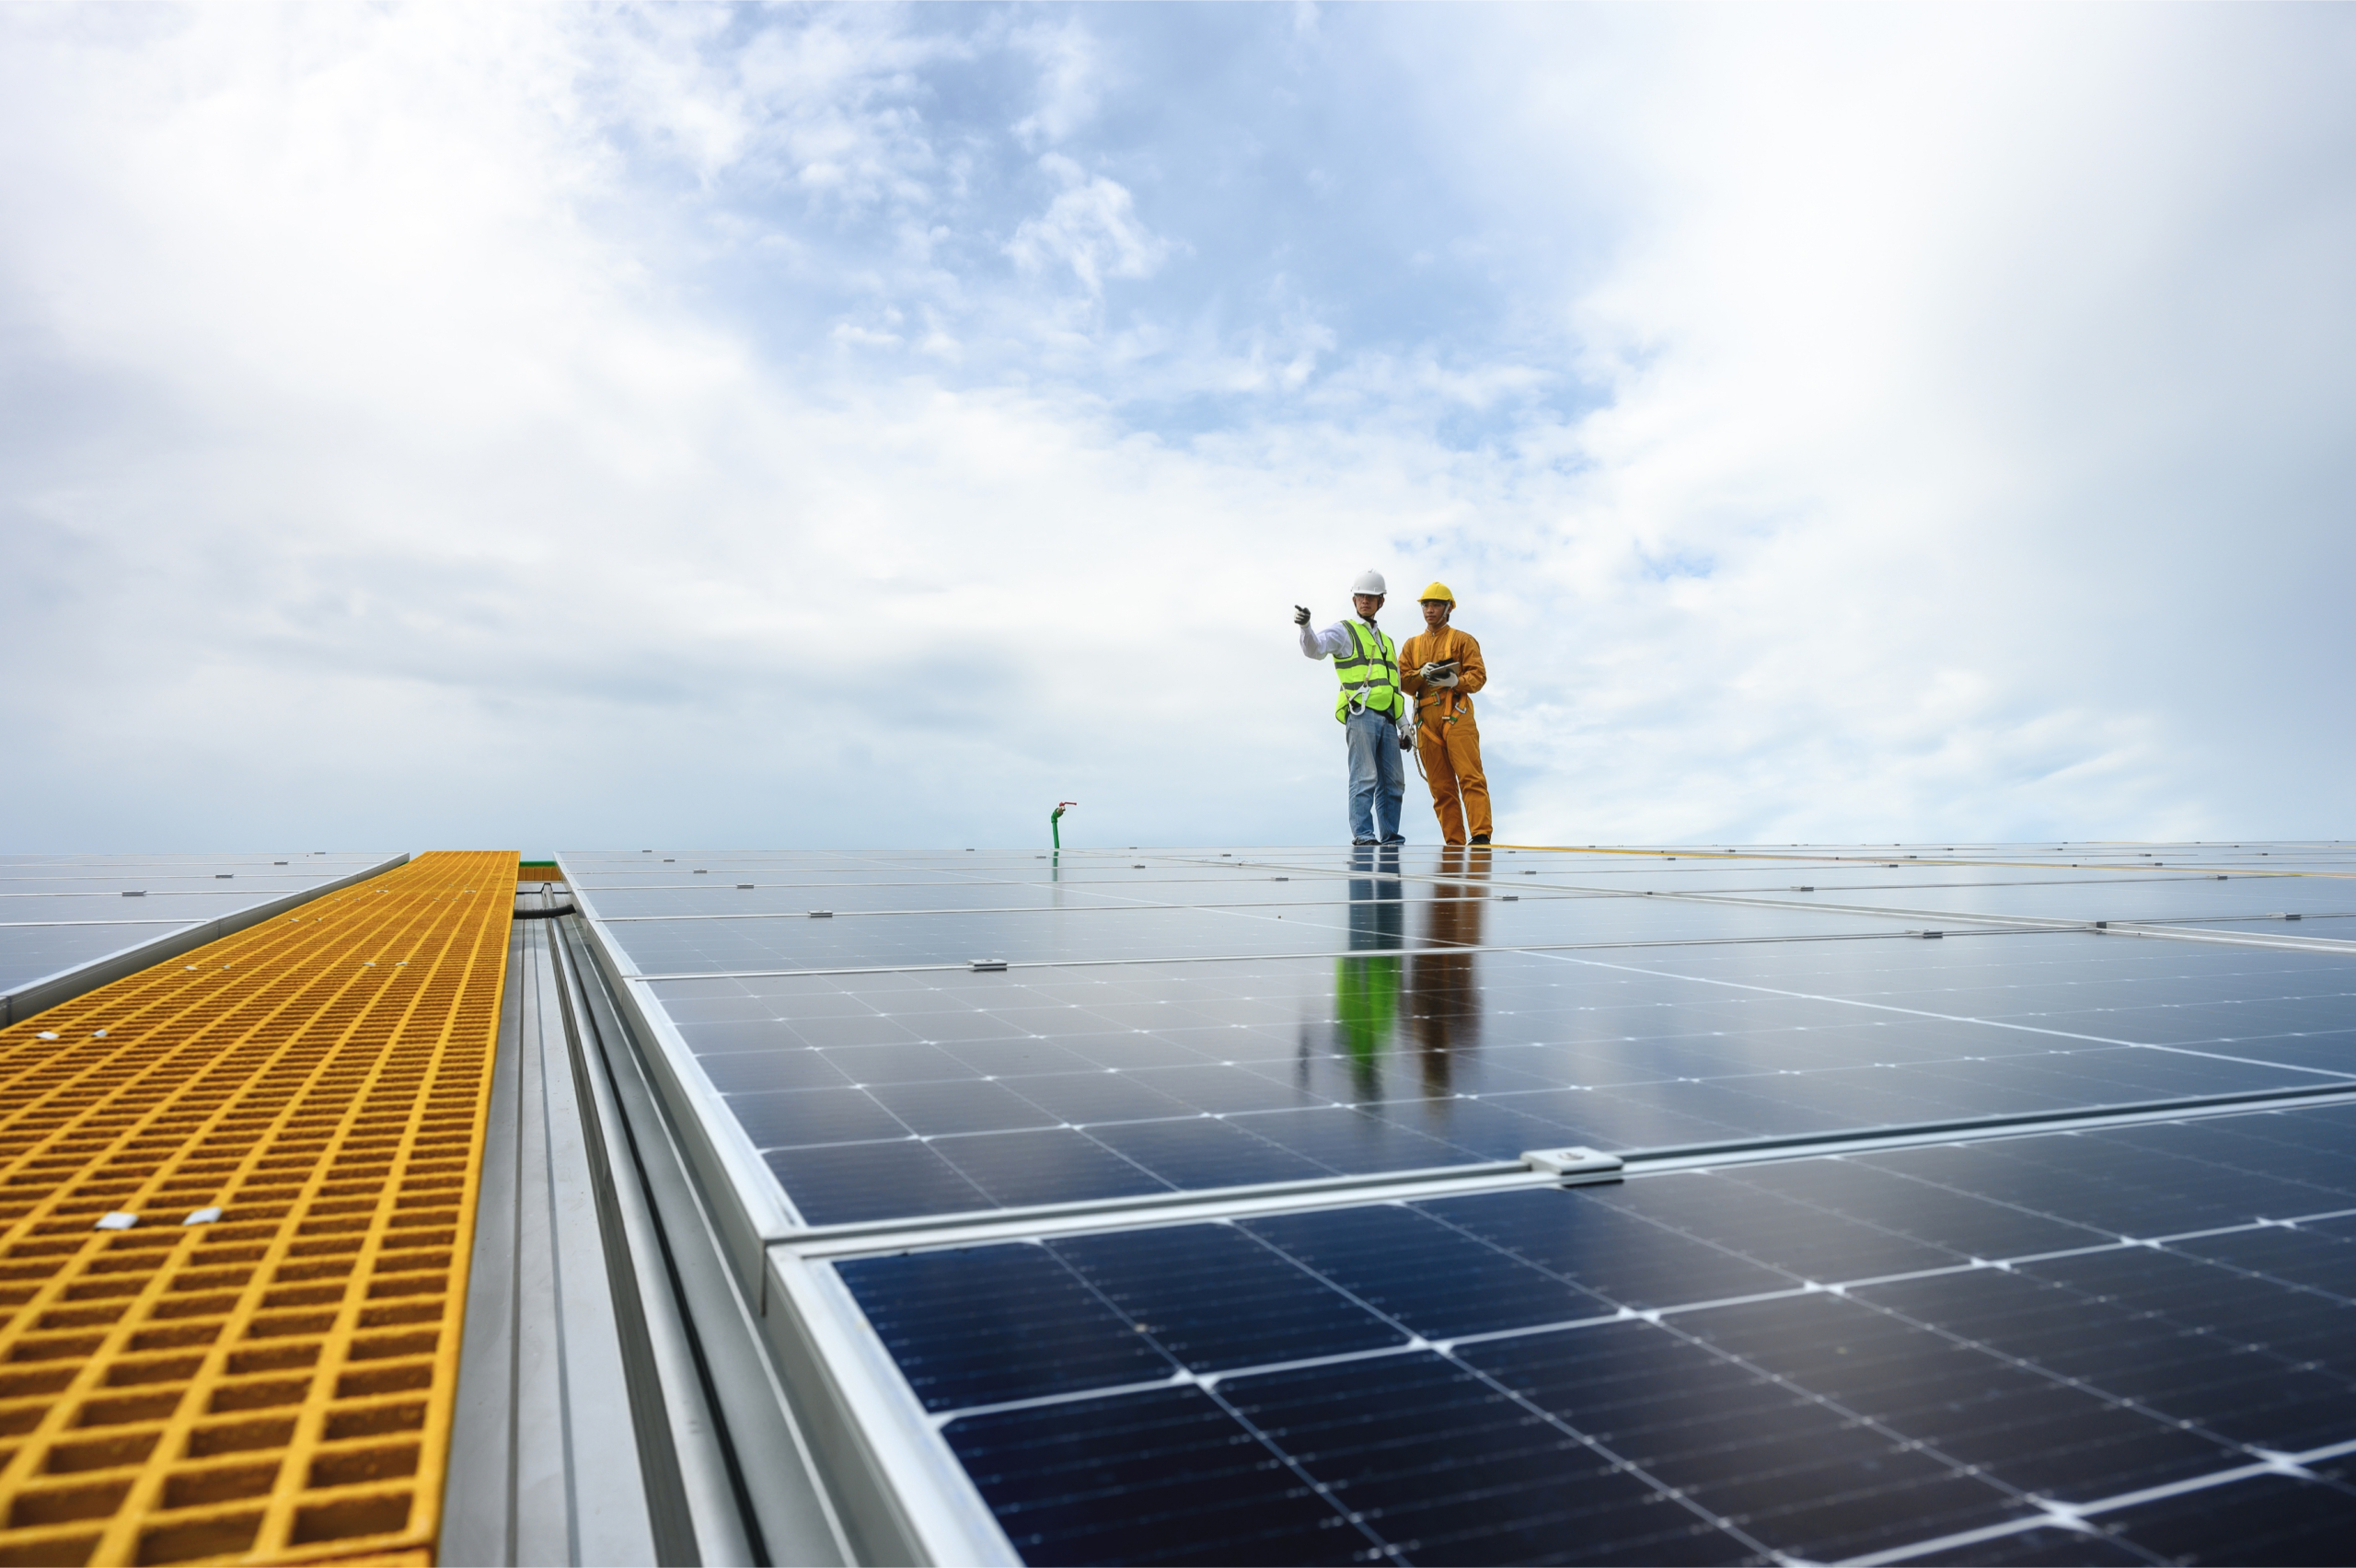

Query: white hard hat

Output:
[1351, 570, 1387, 596]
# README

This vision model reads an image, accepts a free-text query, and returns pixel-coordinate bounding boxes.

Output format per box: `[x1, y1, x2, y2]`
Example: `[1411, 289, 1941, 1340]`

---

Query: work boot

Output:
[1471, 834, 1490, 845]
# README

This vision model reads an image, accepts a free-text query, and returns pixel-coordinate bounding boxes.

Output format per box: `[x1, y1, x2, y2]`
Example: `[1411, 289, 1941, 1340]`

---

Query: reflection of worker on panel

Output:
[1400, 582, 1493, 846]
[1411, 847, 1486, 1097]
[1334, 842, 1404, 1094]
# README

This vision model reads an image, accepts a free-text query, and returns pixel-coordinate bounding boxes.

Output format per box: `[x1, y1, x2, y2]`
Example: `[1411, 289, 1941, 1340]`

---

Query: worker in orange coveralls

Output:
[1399, 582, 1493, 846]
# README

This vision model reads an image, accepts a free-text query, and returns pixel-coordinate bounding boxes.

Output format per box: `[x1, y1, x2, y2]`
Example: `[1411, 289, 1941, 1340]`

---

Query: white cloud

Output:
[1010, 18, 1103, 149]
[1364, 4, 2356, 842]
[2, 4, 2352, 856]
[1005, 153, 1172, 298]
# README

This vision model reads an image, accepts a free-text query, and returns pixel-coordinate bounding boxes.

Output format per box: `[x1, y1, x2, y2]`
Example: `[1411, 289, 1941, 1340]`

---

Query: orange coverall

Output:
[1400, 626, 1492, 845]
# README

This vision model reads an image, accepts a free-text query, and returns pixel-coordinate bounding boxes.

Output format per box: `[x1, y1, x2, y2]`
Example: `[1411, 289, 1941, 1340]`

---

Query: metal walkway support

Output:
[443, 914, 756, 1568]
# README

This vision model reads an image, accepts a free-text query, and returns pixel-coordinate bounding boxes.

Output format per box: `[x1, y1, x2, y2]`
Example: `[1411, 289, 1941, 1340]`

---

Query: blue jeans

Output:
[1344, 708, 1405, 844]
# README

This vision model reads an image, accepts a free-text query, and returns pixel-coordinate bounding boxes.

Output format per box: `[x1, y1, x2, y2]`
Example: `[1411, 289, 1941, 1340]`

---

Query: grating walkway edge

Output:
[0, 851, 514, 1567]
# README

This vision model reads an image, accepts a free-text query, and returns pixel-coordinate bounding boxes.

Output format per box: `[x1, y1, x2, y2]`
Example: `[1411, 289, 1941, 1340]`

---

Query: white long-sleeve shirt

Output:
[1299, 616, 1384, 661]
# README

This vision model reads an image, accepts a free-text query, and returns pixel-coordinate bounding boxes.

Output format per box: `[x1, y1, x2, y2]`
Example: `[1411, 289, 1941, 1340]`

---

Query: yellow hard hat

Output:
[1419, 582, 1455, 605]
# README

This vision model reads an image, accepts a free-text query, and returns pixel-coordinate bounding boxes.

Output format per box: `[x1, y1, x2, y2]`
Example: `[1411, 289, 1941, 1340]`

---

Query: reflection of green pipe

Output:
[1051, 801, 1077, 850]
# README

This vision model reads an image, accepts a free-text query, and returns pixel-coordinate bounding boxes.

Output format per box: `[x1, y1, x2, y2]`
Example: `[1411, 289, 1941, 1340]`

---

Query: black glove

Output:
[1293, 605, 1311, 626]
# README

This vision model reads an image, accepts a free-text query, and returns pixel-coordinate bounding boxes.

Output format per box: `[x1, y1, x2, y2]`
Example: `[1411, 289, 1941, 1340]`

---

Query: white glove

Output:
[1293, 605, 1311, 626]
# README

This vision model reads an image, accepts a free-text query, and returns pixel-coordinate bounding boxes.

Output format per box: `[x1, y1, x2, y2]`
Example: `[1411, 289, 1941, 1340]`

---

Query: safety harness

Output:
[1333, 620, 1403, 722]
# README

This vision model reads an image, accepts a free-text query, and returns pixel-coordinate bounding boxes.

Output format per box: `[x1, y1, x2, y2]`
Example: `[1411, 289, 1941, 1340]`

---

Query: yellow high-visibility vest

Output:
[1333, 621, 1403, 721]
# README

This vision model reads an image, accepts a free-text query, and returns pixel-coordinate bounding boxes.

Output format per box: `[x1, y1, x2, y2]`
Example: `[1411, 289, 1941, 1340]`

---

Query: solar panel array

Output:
[564, 843, 2356, 1563]
[0, 854, 405, 1023]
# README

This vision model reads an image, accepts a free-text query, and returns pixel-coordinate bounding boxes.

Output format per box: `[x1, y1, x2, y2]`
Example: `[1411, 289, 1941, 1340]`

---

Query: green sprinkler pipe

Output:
[1051, 801, 1078, 850]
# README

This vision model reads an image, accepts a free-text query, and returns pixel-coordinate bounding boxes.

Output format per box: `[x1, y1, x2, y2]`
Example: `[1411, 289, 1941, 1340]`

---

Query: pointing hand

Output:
[1293, 605, 1311, 626]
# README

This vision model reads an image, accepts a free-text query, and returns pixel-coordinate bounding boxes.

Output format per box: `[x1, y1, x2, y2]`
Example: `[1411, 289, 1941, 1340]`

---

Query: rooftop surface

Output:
[4, 842, 2353, 1564]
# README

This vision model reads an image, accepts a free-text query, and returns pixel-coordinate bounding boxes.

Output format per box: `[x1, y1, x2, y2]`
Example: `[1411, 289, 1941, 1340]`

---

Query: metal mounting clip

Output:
[1520, 1147, 1625, 1183]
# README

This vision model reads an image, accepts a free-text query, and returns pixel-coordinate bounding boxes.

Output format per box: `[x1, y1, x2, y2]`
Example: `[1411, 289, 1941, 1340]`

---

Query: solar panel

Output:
[617, 932, 2356, 1226]
[0, 851, 404, 1022]
[560, 844, 2356, 1562]
[821, 1102, 2356, 1564]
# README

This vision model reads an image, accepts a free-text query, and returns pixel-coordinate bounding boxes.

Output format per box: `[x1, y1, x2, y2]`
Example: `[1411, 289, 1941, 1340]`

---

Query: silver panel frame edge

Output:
[763, 1249, 1022, 1567]
[781, 1161, 1598, 1258]
[554, 860, 1015, 1564]
[784, 1087, 2356, 1267]
[560, 855, 801, 1292]
[556, 911, 855, 1567]
[0, 851, 410, 1025]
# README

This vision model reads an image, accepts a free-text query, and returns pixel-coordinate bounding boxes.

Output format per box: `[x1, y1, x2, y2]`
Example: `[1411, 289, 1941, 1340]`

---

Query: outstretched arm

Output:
[1298, 614, 1350, 660]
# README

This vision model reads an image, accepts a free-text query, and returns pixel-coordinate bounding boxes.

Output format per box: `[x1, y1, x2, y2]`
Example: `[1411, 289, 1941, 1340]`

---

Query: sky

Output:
[4, 3, 2353, 853]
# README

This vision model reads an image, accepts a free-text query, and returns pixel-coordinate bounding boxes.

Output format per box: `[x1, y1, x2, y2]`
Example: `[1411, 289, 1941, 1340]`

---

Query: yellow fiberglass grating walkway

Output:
[0, 851, 514, 1568]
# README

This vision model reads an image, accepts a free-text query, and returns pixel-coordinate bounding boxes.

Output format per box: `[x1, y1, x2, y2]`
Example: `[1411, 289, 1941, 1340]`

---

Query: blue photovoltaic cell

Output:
[1821, 873, 2356, 925]
[1415, 1187, 1794, 1309]
[729, 1085, 908, 1147]
[835, 1243, 1172, 1412]
[919, 1128, 1171, 1208]
[1461, 1319, 2031, 1559]
[1622, 937, 2356, 1055]
[1851, 1124, 2356, 1237]
[1239, 1204, 1611, 1340]
[836, 1103, 2356, 1564]
[943, 1387, 1365, 1566]
[764, 1141, 988, 1223]
[0, 923, 180, 993]
[1587, 1172, 1962, 1280]
[837, 1226, 1405, 1410]
[2075, 1468, 2356, 1565]
[1081, 1118, 1333, 1188]
[1862, 1253, 2356, 1455]
[1048, 1226, 1406, 1372]
[1669, 1291, 2236, 1503]
[1894, 1526, 2152, 1565]
[2168, 1223, 2356, 1297]
[1712, 1158, 2108, 1260]
[1213, 1353, 1754, 1565]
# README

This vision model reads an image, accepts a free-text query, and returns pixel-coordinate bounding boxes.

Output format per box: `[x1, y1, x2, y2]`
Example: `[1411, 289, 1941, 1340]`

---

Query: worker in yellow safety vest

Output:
[1399, 582, 1493, 846]
[1294, 570, 1407, 845]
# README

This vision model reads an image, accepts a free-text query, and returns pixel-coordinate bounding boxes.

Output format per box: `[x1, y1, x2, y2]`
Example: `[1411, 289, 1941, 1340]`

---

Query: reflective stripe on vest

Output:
[1333, 620, 1403, 721]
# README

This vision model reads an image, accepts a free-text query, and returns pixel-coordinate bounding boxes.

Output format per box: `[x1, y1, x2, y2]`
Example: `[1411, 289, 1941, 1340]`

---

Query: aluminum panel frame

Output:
[561, 857, 802, 1293]
[761, 1249, 1022, 1568]
[555, 916, 853, 1567]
